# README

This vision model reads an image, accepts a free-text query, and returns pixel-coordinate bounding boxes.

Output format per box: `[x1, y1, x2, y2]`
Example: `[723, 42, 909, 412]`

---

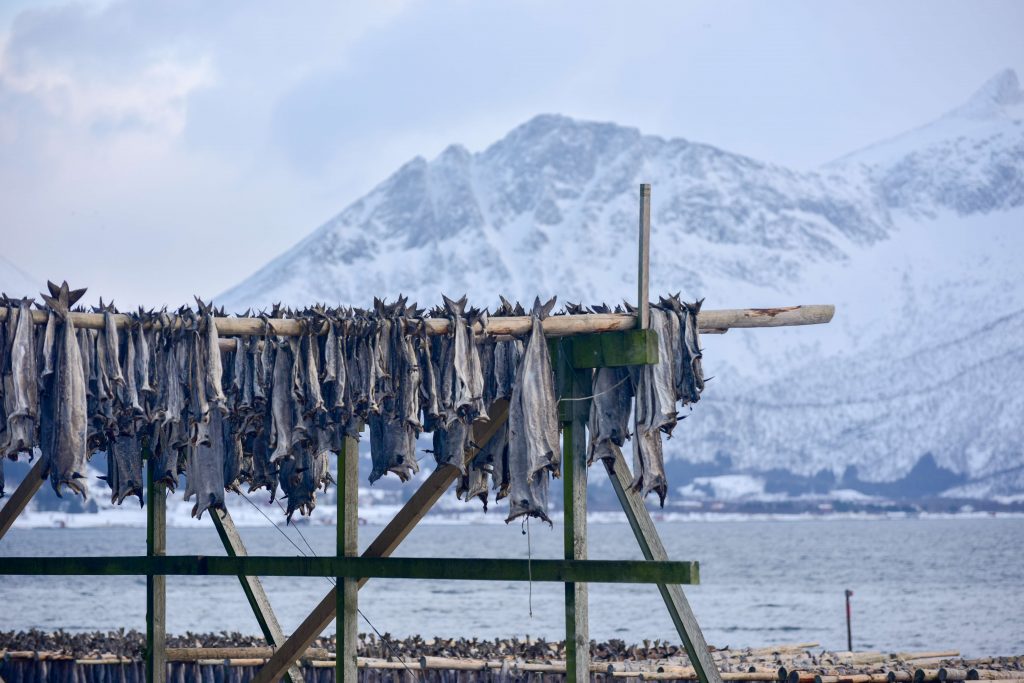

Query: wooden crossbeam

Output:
[603, 448, 722, 683]
[251, 400, 509, 683]
[0, 555, 699, 583]
[0, 456, 46, 541]
[210, 508, 304, 683]
[0, 304, 835, 338]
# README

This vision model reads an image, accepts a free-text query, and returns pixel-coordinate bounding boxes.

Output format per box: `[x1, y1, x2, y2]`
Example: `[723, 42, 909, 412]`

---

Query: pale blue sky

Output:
[1, 0, 1021, 306]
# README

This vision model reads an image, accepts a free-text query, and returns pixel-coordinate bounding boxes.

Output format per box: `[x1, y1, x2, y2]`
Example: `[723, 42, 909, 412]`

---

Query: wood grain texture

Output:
[0, 305, 835, 337]
[145, 457, 166, 683]
[562, 364, 592, 682]
[638, 183, 652, 331]
[337, 435, 359, 683]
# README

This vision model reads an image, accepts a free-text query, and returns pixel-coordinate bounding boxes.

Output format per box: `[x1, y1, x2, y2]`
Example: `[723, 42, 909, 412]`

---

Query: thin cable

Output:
[262, 497, 419, 679]
[557, 374, 629, 403]
[238, 491, 308, 557]
[521, 517, 533, 618]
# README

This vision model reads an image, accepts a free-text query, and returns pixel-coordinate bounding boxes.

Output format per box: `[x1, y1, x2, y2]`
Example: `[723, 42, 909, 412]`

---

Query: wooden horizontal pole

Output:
[164, 648, 331, 662]
[0, 304, 834, 337]
[0, 555, 699, 584]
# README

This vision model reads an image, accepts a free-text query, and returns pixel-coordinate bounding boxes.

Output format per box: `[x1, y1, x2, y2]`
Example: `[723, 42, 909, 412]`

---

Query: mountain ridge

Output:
[215, 69, 1024, 499]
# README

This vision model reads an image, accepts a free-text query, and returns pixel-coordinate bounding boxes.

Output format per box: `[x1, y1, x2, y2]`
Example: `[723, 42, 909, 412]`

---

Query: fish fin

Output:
[441, 294, 467, 317]
[532, 296, 557, 320]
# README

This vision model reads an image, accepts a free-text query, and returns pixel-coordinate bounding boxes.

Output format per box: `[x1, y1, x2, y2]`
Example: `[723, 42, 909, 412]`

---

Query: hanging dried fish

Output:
[4, 298, 39, 458]
[102, 432, 144, 506]
[185, 407, 226, 519]
[39, 281, 89, 498]
[506, 297, 559, 525]
[630, 306, 680, 506]
[586, 364, 633, 465]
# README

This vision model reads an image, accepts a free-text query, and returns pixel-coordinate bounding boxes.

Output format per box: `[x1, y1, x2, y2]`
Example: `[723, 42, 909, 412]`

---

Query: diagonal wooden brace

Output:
[0, 456, 46, 542]
[603, 447, 723, 683]
[251, 399, 510, 683]
[211, 508, 305, 683]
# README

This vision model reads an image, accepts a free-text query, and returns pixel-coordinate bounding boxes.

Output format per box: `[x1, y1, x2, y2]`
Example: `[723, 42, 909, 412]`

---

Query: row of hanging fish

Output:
[0, 282, 704, 523]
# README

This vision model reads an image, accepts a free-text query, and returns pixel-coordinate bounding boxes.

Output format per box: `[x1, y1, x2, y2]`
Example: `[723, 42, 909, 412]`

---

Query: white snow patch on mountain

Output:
[218, 69, 1024, 499]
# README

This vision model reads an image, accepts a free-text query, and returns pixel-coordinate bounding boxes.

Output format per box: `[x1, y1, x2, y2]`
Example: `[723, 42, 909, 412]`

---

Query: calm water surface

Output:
[1, 518, 1021, 655]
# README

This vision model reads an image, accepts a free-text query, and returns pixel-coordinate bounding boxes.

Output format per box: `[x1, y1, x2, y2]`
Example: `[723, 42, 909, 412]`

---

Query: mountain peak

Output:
[946, 68, 1023, 120]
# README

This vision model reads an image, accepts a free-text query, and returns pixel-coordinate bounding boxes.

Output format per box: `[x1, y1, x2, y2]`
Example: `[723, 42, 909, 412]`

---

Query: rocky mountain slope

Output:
[223, 70, 1021, 500]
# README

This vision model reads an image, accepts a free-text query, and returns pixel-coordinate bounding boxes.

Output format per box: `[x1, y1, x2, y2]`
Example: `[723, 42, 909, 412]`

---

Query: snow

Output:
[209, 70, 1024, 499]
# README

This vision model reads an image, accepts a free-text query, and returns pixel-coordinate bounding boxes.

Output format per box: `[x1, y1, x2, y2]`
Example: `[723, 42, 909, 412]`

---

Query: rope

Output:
[556, 374, 630, 403]
[521, 517, 533, 618]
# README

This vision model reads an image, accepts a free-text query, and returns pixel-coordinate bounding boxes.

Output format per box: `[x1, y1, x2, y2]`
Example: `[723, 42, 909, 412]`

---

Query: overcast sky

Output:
[1, 0, 1022, 307]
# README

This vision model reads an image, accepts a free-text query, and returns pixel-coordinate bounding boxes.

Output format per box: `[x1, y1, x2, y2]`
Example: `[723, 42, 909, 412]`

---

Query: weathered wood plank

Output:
[0, 554, 699, 583]
[638, 183, 652, 330]
[210, 508, 304, 683]
[562, 363, 592, 682]
[145, 456, 166, 683]
[251, 400, 509, 683]
[337, 435, 358, 683]
[0, 456, 45, 541]
[603, 448, 720, 683]
[569, 329, 659, 369]
[0, 305, 835, 337]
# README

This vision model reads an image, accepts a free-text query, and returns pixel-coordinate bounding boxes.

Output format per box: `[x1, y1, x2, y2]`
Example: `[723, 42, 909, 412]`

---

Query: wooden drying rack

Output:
[0, 184, 835, 683]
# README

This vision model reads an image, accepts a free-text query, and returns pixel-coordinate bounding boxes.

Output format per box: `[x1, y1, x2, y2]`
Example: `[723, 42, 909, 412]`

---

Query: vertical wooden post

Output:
[145, 451, 167, 683]
[560, 342, 592, 683]
[336, 436, 359, 682]
[637, 183, 652, 330]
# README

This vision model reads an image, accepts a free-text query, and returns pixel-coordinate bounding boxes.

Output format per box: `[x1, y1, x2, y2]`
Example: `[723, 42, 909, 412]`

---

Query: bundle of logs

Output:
[2, 631, 1022, 682]
[0, 283, 707, 522]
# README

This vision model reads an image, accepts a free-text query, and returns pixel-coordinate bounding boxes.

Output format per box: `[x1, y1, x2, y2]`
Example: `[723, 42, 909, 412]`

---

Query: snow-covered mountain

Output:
[220, 69, 1024, 500]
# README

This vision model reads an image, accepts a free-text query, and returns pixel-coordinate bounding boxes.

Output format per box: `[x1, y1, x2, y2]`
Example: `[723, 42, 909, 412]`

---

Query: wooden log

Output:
[637, 183, 651, 331]
[164, 649, 331, 662]
[940, 670, 969, 682]
[0, 455, 46, 540]
[0, 305, 835, 337]
[250, 401, 509, 683]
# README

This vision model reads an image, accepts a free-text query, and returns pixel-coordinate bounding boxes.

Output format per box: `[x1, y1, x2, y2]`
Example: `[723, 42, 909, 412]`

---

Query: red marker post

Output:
[845, 589, 854, 651]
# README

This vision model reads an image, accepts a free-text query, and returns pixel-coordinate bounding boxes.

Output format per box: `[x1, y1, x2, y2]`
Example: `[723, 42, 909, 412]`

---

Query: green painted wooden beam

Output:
[0, 556, 699, 584]
[570, 329, 659, 368]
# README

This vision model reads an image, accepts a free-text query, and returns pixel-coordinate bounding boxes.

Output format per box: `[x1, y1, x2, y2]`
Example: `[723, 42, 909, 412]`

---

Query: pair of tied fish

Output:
[587, 295, 705, 507]
[0, 283, 90, 500]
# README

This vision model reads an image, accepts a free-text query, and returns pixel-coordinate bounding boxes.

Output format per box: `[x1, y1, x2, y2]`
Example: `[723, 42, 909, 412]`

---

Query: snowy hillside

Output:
[219, 70, 1024, 499]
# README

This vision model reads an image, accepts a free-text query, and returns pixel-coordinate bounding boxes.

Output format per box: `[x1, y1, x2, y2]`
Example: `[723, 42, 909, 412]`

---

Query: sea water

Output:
[1, 518, 1021, 655]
